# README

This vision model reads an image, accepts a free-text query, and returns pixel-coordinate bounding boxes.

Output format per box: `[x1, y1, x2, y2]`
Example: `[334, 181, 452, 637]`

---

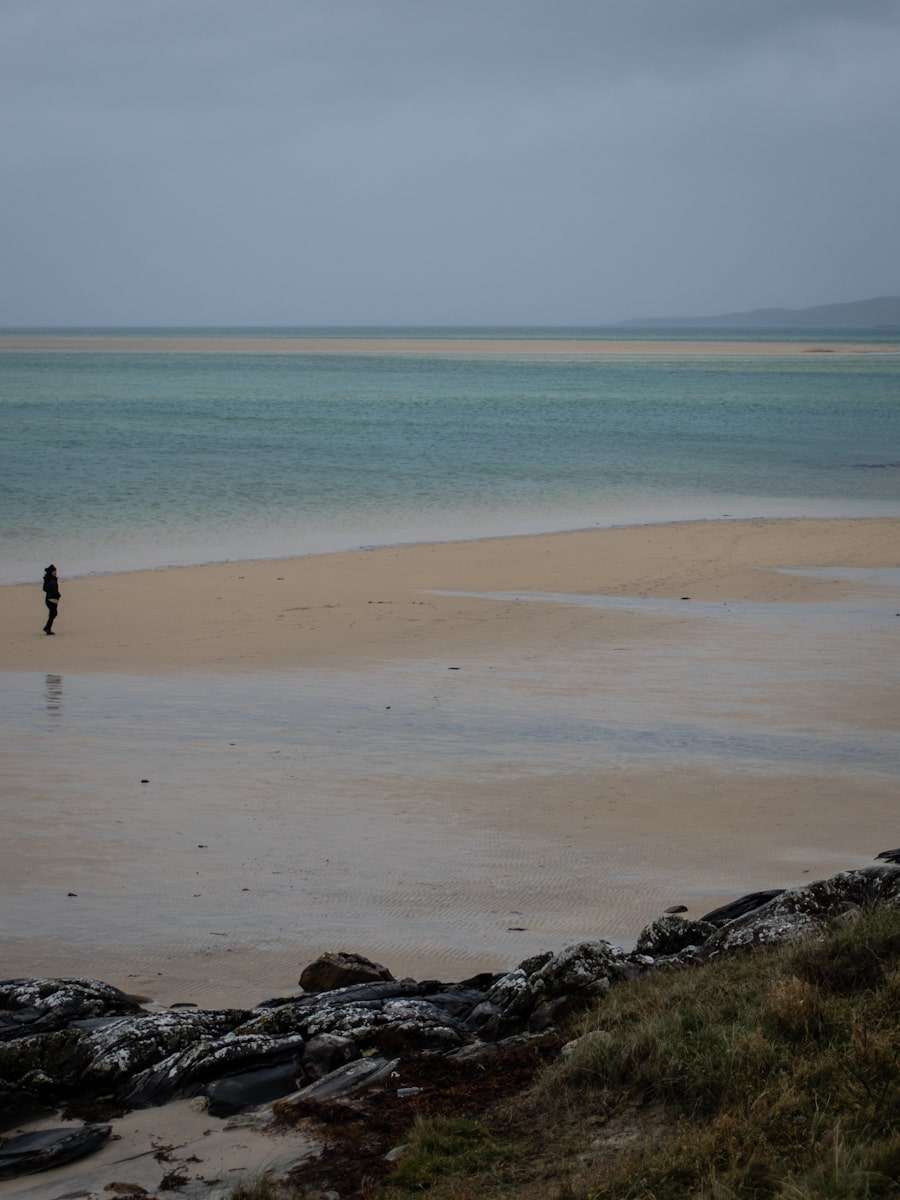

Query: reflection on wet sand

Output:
[44, 673, 62, 719]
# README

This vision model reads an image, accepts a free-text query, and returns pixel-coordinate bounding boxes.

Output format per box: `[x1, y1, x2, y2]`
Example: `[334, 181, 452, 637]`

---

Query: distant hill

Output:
[624, 295, 900, 329]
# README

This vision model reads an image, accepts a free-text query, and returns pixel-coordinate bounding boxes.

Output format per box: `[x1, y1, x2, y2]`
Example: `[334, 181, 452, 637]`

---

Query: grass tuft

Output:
[385, 1116, 509, 1191]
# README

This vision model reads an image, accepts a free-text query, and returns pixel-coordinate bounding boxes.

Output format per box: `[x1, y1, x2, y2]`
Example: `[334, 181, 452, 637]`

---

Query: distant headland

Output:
[624, 294, 900, 329]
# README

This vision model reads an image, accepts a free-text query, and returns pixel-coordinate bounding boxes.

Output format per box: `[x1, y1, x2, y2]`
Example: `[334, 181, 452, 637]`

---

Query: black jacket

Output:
[43, 573, 60, 601]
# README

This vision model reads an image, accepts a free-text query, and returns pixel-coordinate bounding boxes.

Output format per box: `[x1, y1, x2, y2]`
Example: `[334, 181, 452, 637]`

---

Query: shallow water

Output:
[3, 347, 900, 580]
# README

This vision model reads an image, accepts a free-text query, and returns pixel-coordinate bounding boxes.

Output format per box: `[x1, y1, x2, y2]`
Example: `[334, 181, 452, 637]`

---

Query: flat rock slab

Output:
[0, 1124, 110, 1178]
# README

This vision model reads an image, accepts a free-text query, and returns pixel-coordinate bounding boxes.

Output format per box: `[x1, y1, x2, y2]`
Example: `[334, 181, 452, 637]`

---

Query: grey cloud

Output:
[1, 1, 899, 324]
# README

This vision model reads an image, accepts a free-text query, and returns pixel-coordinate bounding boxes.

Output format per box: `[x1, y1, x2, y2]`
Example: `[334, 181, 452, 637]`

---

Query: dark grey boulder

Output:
[875, 848, 900, 864]
[206, 1059, 304, 1117]
[0, 979, 140, 1042]
[299, 952, 394, 993]
[635, 916, 717, 957]
[417, 988, 487, 1021]
[700, 890, 784, 927]
[124, 1032, 306, 1108]
[302, 1034, 359, 1080]
[463, 1000, 501, 1039]
[528, 994, 586, 1032]
[0, 1123, 111, 1179]
[74, 1009, 247, 1091]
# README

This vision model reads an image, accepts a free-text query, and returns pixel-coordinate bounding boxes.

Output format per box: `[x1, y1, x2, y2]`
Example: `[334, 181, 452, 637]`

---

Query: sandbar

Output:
[0, 334, 897, 356]
[1, 517, 899, 674]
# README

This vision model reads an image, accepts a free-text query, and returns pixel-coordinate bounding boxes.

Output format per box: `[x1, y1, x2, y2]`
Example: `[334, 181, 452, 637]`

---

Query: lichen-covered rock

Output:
[706, 866, 900, 956]
[0, 1029, 84, 1089]
[124, 1032, 306, 1108]
[239, 994, 467, 1055]
[484, 941, 625, 1032]
[258, 979, 423, 1015]
[299, 952, 394, 993]
[0, 979, 140, 1042]
[635, 916, 717, 957]
[517, 952, 553, 976]
[73, 1010, 247, 1090]
[533, 941, 628, 996]
[485, 970, 532, 1021]
[302, 999, 467, 1055]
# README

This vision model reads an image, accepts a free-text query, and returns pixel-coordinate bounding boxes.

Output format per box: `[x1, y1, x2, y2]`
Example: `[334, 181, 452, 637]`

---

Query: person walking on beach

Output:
[42, 564, 60, 635]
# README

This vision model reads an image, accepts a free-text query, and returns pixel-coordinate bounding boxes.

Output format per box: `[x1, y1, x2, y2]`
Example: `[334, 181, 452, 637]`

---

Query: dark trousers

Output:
[44, 599, 58, 632]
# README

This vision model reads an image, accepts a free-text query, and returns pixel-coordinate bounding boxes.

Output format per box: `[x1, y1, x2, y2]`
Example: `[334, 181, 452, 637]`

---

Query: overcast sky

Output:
[2, 0, 899, 325]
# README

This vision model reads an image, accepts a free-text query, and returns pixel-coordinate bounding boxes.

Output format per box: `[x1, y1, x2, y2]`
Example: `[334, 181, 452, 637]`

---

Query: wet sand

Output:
[1, 334, 896, 356]
[2, 519, 899, 1005]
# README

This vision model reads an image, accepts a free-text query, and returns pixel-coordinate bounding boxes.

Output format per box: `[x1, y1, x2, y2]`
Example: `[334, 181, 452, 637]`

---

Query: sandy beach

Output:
[3, 517, 900, 674]
[2, 518, 899, 1006]
[1, 334, 897, 357]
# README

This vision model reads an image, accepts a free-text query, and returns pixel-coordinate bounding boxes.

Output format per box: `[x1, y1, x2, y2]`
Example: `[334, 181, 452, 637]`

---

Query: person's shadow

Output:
[45, 673, 63, 721]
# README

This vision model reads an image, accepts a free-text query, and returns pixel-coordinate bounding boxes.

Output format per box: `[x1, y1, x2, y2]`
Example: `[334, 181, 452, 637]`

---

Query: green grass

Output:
[384, 1116, 511, 1191]
[228, 1175, 283, 1200]
[379, 906, 900, 1200]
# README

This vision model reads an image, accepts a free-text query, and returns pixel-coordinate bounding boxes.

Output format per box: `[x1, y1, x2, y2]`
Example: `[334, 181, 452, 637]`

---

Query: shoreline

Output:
[2, 334, 899, 356]
[2, 515, 900, 674]
[5, 510, 899, 590]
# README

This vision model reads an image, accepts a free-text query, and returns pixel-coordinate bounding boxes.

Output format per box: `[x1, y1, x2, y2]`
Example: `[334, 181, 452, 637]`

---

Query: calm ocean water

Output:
[2, 331, 900, 582]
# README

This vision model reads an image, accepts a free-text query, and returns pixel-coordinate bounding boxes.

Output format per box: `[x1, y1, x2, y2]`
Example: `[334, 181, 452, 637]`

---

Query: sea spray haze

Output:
[2, 343, 900, 582]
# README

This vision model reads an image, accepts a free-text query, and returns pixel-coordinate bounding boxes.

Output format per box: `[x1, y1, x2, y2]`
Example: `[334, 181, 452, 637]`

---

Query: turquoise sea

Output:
[2, 329, 900, 583]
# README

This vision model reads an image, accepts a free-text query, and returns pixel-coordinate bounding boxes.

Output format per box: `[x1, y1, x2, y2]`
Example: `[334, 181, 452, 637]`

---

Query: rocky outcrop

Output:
[74, 1009, 248, 1090]
[703, 866, 900, 956]
[124, 1032, 306, 1108]
[299, 952, 394, 993]
[2, 854, 897, 1166]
